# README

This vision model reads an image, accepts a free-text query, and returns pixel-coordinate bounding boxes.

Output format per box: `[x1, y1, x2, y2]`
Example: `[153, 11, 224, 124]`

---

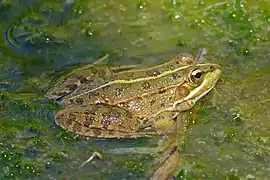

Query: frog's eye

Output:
[190, 69, 203, 84]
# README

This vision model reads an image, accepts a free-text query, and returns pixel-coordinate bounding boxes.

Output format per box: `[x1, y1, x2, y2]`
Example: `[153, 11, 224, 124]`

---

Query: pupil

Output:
[194, 72, 202, 78]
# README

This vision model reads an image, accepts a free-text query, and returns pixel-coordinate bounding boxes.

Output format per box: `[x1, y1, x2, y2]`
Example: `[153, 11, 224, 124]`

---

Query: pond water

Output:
[0, 0, 269, 179]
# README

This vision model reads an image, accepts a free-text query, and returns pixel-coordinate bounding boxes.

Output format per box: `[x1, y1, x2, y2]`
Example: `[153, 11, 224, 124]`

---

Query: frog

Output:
[45, 52, 221, 138]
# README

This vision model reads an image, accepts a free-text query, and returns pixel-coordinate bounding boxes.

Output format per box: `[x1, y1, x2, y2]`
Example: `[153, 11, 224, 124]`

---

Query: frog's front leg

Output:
[150, 111, 190, 180]
[55, 104, 162, 138]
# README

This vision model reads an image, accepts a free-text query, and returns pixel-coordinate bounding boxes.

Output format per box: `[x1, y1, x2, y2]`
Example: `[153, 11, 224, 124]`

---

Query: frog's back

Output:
[111, 53, 194, 81]
[60, 52, 195, 103]
[45, 52, 194, 104]
[45, 66, 112, 102]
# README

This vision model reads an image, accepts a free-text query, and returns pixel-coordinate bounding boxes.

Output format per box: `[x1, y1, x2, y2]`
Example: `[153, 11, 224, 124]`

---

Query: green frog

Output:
[45, 53, 221, 138]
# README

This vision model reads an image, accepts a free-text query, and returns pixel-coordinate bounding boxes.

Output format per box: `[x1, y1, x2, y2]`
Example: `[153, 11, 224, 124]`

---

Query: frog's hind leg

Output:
[55, 103, 164, 138]
[62, 121, 162, 139]
[55, 110, 162, 139]
[88, 129, 162, 138]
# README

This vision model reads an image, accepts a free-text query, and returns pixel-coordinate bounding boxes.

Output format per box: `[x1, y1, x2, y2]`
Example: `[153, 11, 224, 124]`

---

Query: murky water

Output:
[0, 1, 269, 179]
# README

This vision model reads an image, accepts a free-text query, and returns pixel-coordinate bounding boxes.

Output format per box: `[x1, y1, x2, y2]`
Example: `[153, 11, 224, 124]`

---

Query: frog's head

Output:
[173, 63, 221, 111]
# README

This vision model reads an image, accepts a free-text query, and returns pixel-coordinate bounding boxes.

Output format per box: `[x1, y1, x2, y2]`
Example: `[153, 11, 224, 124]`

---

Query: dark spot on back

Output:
[69, 99, 75, 104]
[108, 131, 115, 135]
[121, 83, 132, 89]
[55, 92, 67, 97]
[55, 114, 65, 122]
[83, 121, 91, 127]
[147, 70, 161, 76]
[69, 113, 76, 121]
[66, 84, 78, 91]
[90, 111, 97, 116]
[172, 73, 180, 80]
[91, 68, 98, 74]
[95, 104, 104, 109]
[136, 96, 143, 101]
[102, 85, 110, 91]
[72, 123, 82, 132]
[103, 97, 110, 103]
[126, 111, 133, 119]
[150, 99, 156, 105]
[76, 75, 88, 84]
[85, 113, 94, 125]
[118, 102, 126, 107]
[168, 64, 175, 70]
[158, 88, 166, 94]
[102, 112, 120, 122]
[160, 103, 165, 108]
[65, 113, 76, 126]
[84, 110, 90, 115]
[88, 91, 100, 99]
[97, 69, 107, 78]
[75, 97, 84, 104]
[141, 82, 151, 90]
[101, 117, 111, 126]
[115, 88, 123, 96]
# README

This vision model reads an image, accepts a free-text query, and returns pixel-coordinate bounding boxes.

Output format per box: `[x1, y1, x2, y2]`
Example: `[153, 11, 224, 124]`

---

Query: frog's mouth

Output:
[173, 68, 221, 109]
